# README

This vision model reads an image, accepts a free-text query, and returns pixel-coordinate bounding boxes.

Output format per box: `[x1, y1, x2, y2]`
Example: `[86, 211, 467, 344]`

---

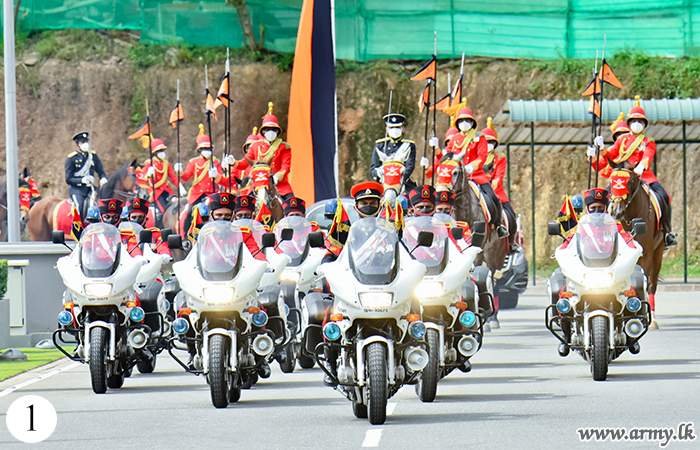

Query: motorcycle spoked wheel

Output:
[209, 334, 233, 408]
[89, 327, 108, 394]
[416, 329, 439, 403]
[590, 316, 609, 381]
[366, 342, 388, 425]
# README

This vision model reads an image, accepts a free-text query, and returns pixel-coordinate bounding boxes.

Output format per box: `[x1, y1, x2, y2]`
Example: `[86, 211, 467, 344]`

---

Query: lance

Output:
[587, 52, 598, 190]
[595, 36, 607, 189]
[176, 79, 182, 234]
[146, 98, 155, 207]
[205, 64, 216, 195]
[421, 86, 429, 186]
[226, 48, 232, 193]
[431, 32, 438, 187]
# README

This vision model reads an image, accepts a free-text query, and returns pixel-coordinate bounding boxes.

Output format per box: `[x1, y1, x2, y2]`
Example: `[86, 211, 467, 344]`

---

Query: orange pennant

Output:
[451, 74, 462, 106]
[205, 91, 218, 121]
[418, 83, 431, 113]
[588, 96, 601, 119]
[128, 119, 150, 140]
[169, 102, 184, 128]
[216, 76, 230, 108]
[430, 94, 451, 111]
[581, 75, 601, 97]
[599, 59, 623, 89]
[411, 56, 436, 81]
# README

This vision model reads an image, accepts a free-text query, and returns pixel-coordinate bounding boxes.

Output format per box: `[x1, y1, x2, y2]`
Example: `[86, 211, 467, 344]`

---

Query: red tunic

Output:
[487, 151, 510, 204]
[447, 133, 489, 184]
[592, 134, 659, 185]
[235, 139, 293, 196]
[180, 156, 229, 203]
[142, 158, 179, 199]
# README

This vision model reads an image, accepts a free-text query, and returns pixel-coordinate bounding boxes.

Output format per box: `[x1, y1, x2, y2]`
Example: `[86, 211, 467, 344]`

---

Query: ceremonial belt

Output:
[614, 134, 645, 163]
[259, 138, 282, 163]
[154, 161, 170, 189]
[192, 158, 213, 186]
[485, 150, 496, 167]
[453, 129, 477, 152]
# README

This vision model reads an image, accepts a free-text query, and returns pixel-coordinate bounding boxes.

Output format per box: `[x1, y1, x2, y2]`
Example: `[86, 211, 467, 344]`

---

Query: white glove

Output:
[464, 163, 474, 174]
[420, 156, 430, 168]
[146, 166, 156, 177]
[208, 167, 218, 178]
[594, 135, 604, 149]
[81, 175, 94, 185]
[634, 163, 645, 176]
[373, 167, 382, 180]
[223, 154, 235, 165]
[173, 162, 183, 173]
[272, 174, 280, 185]
[179, 184, 187, 196]
[100, 177, 108, 186]
[429, 136, 439, 148]
[586, 146, 597, 157]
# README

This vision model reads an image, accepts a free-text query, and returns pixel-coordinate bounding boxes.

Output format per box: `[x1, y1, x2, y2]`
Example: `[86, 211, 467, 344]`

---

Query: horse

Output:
[27, 161, 138, 241]
[0, 180, 31, 241]
[452, 162, 509, 328]
[248, 163, 285, 227]
[608, 168, 664, 329]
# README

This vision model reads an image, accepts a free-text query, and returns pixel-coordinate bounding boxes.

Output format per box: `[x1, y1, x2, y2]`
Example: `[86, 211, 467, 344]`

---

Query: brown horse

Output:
[608, 168, 664, 329]
[453, 168, 509, 326]
[0, 180, 31, 241]
[27, 161, 138, 241]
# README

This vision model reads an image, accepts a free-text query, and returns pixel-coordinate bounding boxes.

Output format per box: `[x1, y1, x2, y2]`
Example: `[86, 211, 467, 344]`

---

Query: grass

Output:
[0, 348, 65, 382]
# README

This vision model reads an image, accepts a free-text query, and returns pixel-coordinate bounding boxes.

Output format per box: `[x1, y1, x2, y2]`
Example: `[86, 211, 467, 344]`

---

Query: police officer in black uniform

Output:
[370, 113, 417, 192]
[65, 132, 108, 221]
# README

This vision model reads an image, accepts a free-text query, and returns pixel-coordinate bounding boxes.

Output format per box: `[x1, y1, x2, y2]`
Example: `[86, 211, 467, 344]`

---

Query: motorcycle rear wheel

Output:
[279, 343, 295, 373]
[591, 315, 609, 381]
[416, 329, 438, 403]
[209, 334, 231, 408]
[89, 327, 108, 394]
[367, 342, 387, 425]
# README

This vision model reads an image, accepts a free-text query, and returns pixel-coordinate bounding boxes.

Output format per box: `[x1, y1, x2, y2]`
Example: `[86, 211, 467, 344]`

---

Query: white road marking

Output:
[362, 429, 383, 447]
[386, 402, 396, 416]
[0, 362, 80, 398]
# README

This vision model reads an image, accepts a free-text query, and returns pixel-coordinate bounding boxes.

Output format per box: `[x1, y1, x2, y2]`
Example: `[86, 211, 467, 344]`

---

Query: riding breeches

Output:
[478, 182, 503, 226]
[649, 182, 672, 231]
[69, 186, 91, 221]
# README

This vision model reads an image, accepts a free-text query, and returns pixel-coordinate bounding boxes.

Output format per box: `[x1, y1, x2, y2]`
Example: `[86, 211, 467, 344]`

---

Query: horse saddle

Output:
[468, 181, 498, 227]
[641, 183, 662, 231]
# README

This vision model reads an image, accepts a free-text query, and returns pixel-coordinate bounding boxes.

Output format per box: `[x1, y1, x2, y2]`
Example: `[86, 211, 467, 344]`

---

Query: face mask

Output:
[356, 204, 379, 217]
[487, 143, 495, 152]
[630, 122, 644, 134]
[200, 150, 212, 159]
[264, 130, 278, 142]
[79, 142, 90, 152]
[458, 121, 472, 132]
[387, 128, 402, 139]
[157, 151, 166, 160]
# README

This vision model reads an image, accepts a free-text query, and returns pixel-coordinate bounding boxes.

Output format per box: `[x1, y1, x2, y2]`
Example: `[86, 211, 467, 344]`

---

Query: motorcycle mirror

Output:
[471, 232, 485, 248]
[308, 231, 325, 248]
[451, 227, 464, 241]
[280, 228, 294, 242]
[160, 228, 172, 243]
[548, 222, 562, 237]
[261, 232, 276, 249]
[416, 231, 434, 248]
[632, 221, 647, 237]
[139, 229, 153, 245]
[472, 221, 487, 234]
[167, 234, 182, 250]
[51, 230, 65, 245]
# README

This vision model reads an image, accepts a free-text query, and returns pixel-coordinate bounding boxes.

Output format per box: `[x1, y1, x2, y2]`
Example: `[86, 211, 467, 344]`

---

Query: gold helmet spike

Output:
[450, 115, 456, 129]
[197, 124, 205, 139]
[634, 95, 641, 107]
[487, 117, 498, 140]
[267, 102, 274, 116]
[253, 126, 258, 134]
[610, 112, 625, 132]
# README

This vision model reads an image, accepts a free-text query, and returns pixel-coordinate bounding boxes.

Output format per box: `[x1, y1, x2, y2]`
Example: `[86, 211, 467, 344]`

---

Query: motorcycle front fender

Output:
[356, 335, 395, 387]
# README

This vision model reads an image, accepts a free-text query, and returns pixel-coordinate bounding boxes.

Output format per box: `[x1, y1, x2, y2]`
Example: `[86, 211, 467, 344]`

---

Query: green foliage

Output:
[0, 348, 65, 381]
[659, 254, 700, 279]
[0, 260, 7, 300]
[35, 30, 58, 58]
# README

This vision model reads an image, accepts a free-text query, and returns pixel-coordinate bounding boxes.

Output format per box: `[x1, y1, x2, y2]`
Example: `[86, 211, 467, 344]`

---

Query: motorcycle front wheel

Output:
[367, 342, 387, 425]
[89, 327, 108, 394]
[209, 334, 231, 408]
[279, 343, 296, 373]
[591, 315, 609, 381]
[416, 328, 438, 403]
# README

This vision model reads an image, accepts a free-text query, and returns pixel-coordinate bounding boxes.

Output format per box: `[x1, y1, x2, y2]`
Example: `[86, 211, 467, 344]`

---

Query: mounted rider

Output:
[446, 106, 508, 239]
[370, 113, 417, 194]
[65, 132, 108, 221]
[590, 97, 676, 247]
[142, 138, 186, 227]
[422, 121, 459, 179]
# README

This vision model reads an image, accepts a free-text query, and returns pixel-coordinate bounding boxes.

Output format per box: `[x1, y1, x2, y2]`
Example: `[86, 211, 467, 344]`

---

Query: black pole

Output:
[148, 117, 155, 208]
[530, 122, 536, 287]
[176, 108, 181, 235]
[431, 72, 437, 187]
[227, 83, 232, 193]
[207, 106, 215, 195]
[588, 110, 596, 190]
[683, 120, 687, 283]
[506, 143, 511, 198]
[595, 77, 604, 188]
[421, 104, 429, 185]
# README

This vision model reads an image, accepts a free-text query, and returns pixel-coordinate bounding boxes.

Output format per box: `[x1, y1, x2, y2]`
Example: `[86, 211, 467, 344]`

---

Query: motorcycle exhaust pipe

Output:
[252, 334, 274, 356]
[128, 329, 148, 349]
[404, 347, 429, 372]
[457, 335, 479, 357]
[625, 319, 645, 339]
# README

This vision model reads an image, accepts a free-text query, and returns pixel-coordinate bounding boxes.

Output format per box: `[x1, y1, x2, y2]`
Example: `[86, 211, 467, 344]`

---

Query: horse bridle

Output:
[611, 169, 646, 227]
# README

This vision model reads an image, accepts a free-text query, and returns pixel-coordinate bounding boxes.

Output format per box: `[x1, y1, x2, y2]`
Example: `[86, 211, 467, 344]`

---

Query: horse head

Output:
[608, 168, 640, 221]
[250, 163, 273, 206]
[435, 154, 462, 192]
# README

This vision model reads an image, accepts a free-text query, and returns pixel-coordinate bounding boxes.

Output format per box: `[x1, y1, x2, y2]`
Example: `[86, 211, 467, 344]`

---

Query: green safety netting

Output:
[5, 0, 700, 60]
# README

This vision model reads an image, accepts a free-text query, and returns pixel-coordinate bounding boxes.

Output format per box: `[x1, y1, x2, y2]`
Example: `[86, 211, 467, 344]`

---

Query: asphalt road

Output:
[1, 290, 698, 449]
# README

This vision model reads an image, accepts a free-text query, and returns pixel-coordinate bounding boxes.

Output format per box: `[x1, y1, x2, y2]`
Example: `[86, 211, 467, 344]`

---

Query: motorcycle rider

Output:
[65, 132, 108, 221]
[370, 113, 417, 193]
[125, 198, 172, 257]
[97, 199, 142, 256]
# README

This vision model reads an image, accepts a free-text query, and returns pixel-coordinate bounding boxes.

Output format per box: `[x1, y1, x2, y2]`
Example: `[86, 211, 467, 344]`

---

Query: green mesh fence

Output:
[5, 0, 700, 60]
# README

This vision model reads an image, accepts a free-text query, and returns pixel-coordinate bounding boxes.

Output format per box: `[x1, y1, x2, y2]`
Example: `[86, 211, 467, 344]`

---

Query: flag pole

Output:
[421, 89, 429, 186]
[226, 48, 232, 193]
[205, 64, 215, 195]
[146, 98, 155, 208]
[588, 52, 598, 190]
[176, 79, 182, 234]
[595, 36, 606, 189]
[431, 32, 438, 187]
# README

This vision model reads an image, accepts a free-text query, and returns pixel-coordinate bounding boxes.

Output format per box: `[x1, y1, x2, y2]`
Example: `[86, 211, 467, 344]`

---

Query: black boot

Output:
[558, 343, 570, 357]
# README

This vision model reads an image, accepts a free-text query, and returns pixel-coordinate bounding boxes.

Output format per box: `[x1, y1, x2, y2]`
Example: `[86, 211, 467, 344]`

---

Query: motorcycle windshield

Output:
[197, 221, 244, 281]
[79, 223, 122, 278]
[274, 216, 312, 266]
[231, 218, 267, 247]
[576, 213, 618, 268]
[433, 212, 457, 228]
[403, 216, 449, 275]
[347, 217, 399, 285]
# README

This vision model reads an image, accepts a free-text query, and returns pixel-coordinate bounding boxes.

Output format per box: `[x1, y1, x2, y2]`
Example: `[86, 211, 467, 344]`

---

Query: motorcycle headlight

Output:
[414, 281, 443, 301]
[358, 292, 393, 308]
[556, 298, 572, 314]
[252, 311, 268, 327]
[323, 322, 341, 341]
[203, 286, 236, 305]
[84, 283, 112, 298]
[173, 318, 189, 335]
[626, 297, 642, 313]
[583, 272, 613, 289]
[57, 310, 73, 326]
[409, 321, 427, 339]
[460, 311, 477, 328]
[130, 306, 145, 322]
[280, 270, 301, 283]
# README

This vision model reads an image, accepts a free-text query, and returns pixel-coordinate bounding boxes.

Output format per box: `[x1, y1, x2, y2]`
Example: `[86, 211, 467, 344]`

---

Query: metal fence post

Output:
[530, 122, 536, 286]
[683, 120, 687, 283]
[506, 143, 511, 198]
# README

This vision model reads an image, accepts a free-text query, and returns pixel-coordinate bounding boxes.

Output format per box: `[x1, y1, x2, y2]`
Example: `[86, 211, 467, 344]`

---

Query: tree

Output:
[225, 0, 265, 51]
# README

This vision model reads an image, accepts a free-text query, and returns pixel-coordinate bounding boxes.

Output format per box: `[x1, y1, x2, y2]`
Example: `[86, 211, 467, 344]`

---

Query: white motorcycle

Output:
[405, 216, 487, 402]
[170, 221, 277, 408]
[52, 223, 179, 393]
[273, 216, 326, 372]
[317, 217, 431, 425]
[546, 213, 650, 381]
